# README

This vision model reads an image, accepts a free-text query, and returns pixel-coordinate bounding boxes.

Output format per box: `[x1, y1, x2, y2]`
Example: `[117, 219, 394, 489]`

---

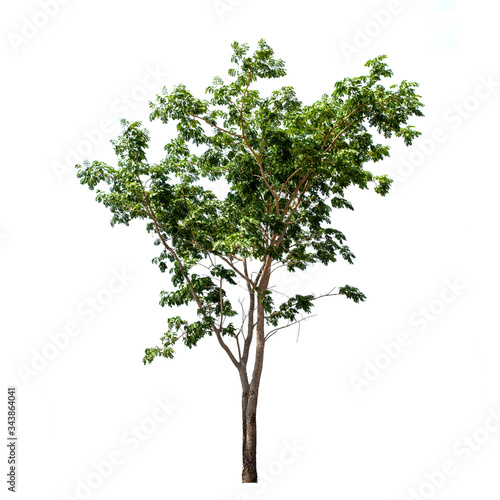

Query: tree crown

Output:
[76, 39, 424, 365]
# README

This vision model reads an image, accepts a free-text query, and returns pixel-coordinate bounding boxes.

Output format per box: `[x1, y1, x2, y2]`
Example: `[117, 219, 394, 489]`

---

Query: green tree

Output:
[76, 39, 423, 483]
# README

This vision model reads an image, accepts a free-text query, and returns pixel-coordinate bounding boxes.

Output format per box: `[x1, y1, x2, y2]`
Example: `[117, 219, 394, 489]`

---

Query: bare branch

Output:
[217, 254, 255, 288]
[265, 314, 318, 341]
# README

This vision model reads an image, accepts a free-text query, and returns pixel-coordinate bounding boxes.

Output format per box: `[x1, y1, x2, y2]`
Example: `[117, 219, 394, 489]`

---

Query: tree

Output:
[76, 39, 424, 483]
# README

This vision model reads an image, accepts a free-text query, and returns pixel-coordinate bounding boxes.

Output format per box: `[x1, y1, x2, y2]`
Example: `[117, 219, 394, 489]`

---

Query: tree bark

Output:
[242, 390, 258, 482]
[241, 259, 271, 483]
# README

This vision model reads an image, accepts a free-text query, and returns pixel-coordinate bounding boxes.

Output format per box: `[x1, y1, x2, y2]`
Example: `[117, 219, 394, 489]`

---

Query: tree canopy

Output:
[76, 38, 423, 368]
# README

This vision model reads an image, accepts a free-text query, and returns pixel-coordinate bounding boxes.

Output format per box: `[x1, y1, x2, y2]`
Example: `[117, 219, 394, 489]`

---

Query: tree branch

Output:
[265, 314, 317, 341]
[138, 178, 241, 370]
[190, 113, 244, 139]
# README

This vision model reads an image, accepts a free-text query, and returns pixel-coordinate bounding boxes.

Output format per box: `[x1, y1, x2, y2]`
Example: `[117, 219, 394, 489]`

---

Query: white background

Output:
[1, 1, 500, 499]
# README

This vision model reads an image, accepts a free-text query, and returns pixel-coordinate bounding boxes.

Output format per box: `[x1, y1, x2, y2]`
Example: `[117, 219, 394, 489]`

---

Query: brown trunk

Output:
[241, 390, 258, 482]
[241, 257, 271, 483]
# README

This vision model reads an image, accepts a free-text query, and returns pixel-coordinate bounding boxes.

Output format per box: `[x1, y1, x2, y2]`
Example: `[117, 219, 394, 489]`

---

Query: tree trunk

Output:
[242, 390, 258, 482]
[241, 258, 270, 483]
